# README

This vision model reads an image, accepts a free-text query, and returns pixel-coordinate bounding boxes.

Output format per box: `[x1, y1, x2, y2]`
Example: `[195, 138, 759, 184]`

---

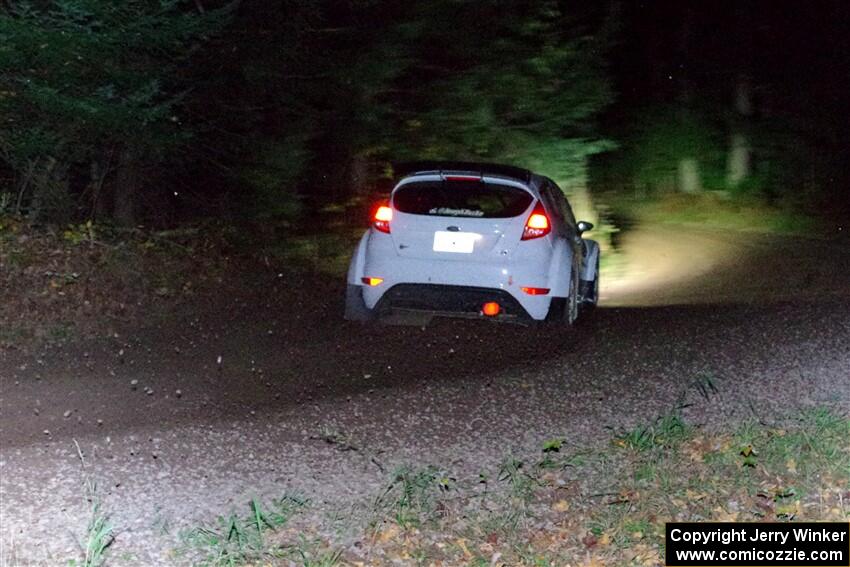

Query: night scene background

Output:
[0, 2, 849, 566]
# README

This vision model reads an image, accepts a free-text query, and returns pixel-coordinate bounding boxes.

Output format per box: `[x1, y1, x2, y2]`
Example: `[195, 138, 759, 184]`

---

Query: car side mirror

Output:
[577, 221, 594, 234]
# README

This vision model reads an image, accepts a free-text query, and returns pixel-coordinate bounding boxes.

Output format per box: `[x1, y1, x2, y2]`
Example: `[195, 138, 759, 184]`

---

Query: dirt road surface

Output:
[1, 225, 849, 565]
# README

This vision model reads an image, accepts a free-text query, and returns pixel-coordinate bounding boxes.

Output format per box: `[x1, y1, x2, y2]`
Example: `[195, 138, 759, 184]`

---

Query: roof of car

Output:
[393, 161, 533, 184]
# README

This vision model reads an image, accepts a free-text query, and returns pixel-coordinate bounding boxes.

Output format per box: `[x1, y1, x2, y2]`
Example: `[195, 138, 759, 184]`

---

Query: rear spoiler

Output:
[393, 161, 532, 184]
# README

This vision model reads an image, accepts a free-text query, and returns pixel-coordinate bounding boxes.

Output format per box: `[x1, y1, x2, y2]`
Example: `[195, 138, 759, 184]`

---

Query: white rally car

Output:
[345, 162, 599, 324]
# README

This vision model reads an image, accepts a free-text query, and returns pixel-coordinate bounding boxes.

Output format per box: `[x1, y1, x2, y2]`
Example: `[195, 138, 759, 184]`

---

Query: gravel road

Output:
[1, 225, 849, 565]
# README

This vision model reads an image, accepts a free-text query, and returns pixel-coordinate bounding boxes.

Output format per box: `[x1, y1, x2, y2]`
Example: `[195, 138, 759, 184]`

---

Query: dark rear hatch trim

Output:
[393, 161, 532, 184]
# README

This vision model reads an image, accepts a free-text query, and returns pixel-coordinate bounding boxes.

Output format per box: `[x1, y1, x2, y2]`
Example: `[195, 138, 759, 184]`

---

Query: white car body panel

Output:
[346, 232, 370, 286]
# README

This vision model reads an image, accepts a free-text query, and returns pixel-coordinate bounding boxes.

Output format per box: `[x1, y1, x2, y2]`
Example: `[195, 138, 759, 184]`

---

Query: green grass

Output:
[606, 193, 820, 236]
[730, 407, 850, 486]
[261, 229, 362, 277]
[161, 407, 849, 566]
[80, 496, 113, 567]
[285, 536, 343, 567]
[181, 495, 308, 566]
[68, 443, 114, 567]
[497, 457, 538, 504]
[368, 407, 847, 565]
[577, 407, 850, 564]
[372, 465, 450, 529]
[614, 412, 691, 452]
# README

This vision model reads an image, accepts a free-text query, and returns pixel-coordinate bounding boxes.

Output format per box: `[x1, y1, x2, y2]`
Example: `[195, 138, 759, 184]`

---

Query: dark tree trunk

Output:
[726, 79, 752, 188]
[726, 3, 754, 189]
[677, 157, 702, 194]
[676, 5, 702, 194]
[28, 157, 71, 223]
[113, 150, 142, 227]
[85, 160, 111, 220]
[14, 158, 39, 215]
[349, 154, 368, 196]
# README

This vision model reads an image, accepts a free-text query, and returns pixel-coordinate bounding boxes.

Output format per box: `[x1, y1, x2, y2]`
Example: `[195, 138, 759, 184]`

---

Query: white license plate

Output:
[433, 231, 478, 253]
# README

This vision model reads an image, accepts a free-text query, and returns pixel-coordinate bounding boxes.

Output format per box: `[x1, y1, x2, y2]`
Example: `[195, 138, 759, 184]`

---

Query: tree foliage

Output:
[593, 1, 850, 213]
[1, 1, 616, 225]
[0, 0, 230, 222]
[213, 1, 615, 222]
[376, 0, 616, 186]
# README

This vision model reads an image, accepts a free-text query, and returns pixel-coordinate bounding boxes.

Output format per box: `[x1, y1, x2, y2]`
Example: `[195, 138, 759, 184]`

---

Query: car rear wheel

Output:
[566, 270, 579, 324]
[546, 269, 579, 326]
[344, 285, 375, 321]
[580, 256, 600, 312]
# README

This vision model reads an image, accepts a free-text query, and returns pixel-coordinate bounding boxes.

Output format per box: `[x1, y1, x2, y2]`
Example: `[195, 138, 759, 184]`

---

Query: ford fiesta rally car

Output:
[345, 162, 599, 325]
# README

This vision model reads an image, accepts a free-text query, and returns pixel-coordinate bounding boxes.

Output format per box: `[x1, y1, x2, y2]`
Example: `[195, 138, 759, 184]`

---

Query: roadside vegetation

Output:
[0, 214, 235, 349]
[176, 496, 344, 567]
[66, 441, 115, 567]
[172, 407, 849, 567]
[599, 193, 820, 237]
[0, 1, 613, 231]
[0, 211, 364, 351]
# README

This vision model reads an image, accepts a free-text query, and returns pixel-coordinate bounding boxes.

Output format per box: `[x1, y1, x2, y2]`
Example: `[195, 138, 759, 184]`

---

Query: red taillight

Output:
[445, 175, 481, 182]
[482, 302, 501, 316]
[373, 204, 392, 233]
[521, 202, 550, 240]
[521, 287, 550, 295]
[362, 277, 384, 286]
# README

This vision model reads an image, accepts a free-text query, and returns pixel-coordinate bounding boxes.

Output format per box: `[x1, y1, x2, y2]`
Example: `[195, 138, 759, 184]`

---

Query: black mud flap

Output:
[344, 284, 376, 321]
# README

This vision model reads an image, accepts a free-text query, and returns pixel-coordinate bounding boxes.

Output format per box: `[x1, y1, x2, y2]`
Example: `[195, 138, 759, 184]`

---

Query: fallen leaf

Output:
[376, 523, 400, 543]
[775, 500, 802, 518]
[686, 447, 704, 462]
[685, 489, 706, 501]
[583, 555, 606, 567]
[552, 499, 570, 512]
[786, 459, 797, 474]
[712, 506, 738, 522]
[631, 543, 655, 561]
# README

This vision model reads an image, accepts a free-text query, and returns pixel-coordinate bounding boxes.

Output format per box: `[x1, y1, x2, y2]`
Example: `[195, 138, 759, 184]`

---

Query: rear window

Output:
[393, 180, 533, 218]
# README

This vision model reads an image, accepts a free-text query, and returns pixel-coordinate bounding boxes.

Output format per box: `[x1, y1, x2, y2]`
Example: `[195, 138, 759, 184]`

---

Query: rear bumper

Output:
[348, 230, 564, 321]
[366, 283, 551, 321]
[374, 284, 533, 321]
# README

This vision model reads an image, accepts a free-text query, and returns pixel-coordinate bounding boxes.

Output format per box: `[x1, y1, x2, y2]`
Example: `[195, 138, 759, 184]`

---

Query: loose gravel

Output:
[1, 227, 848, 565]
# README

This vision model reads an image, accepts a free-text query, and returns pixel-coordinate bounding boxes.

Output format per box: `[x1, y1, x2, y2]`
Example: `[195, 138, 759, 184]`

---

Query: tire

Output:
[566, 269, 579, 325]
[544, 297, 566, 323]
[344, 284, 375, 321]
[579, 255, 600, 312]
[546, 269, 579, 326]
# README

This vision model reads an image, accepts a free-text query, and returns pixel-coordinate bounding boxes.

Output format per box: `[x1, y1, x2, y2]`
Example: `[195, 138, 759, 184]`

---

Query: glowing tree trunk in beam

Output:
[727, 78, 752, 189]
